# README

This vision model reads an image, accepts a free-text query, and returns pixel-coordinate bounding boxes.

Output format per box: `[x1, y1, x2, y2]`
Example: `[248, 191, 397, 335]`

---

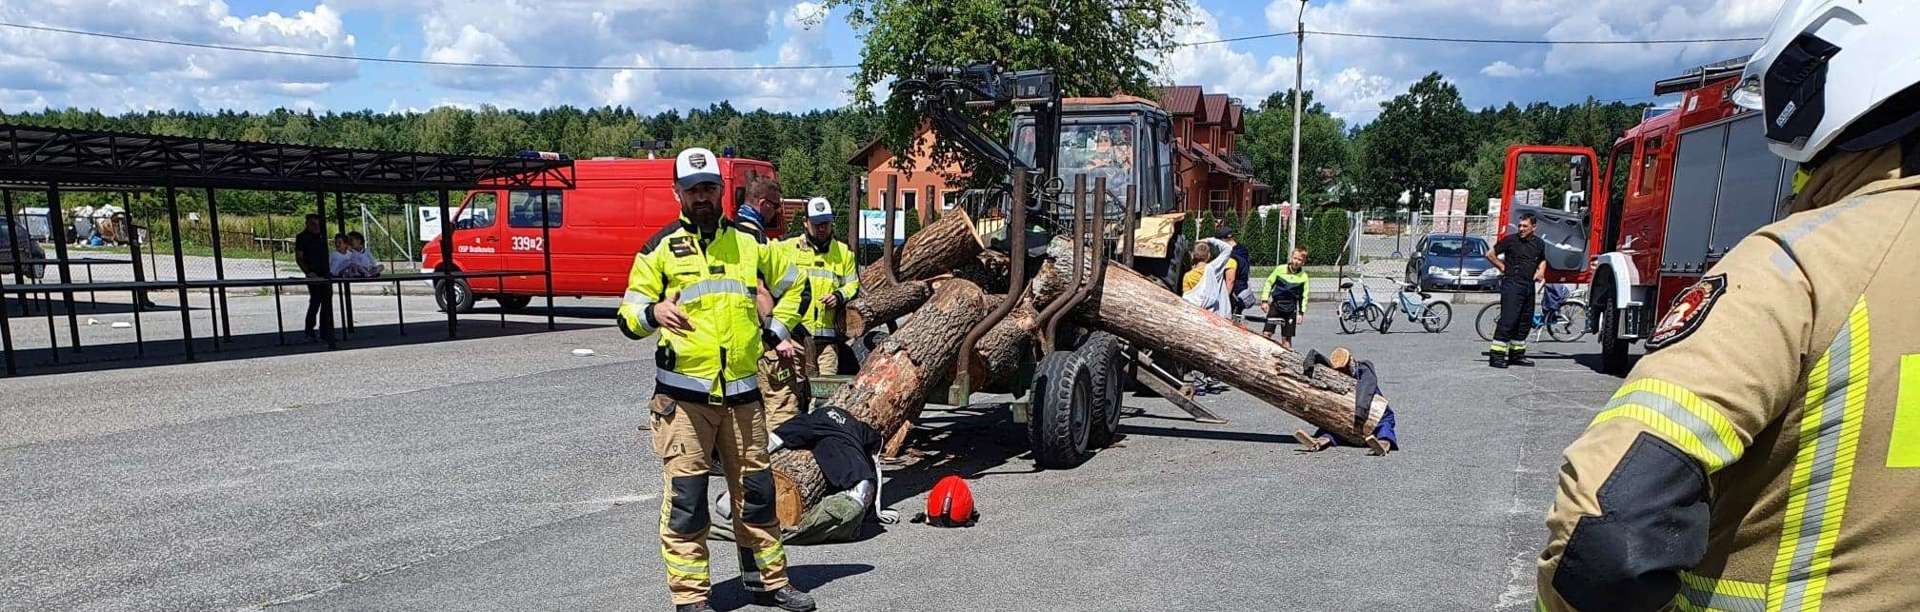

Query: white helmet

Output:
[1734, 1, 1920, 163]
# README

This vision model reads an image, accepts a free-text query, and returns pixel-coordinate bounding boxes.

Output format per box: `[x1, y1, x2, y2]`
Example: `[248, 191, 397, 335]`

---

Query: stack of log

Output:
[768, 208, 1370, 517]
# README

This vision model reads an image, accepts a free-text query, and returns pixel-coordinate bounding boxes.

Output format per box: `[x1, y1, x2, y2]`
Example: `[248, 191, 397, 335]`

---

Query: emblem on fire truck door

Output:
[1647, 274, 1727, 350]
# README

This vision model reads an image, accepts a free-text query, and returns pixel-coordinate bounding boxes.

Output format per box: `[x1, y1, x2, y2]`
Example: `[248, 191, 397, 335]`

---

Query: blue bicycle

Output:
[1336, 279, 1386, 334]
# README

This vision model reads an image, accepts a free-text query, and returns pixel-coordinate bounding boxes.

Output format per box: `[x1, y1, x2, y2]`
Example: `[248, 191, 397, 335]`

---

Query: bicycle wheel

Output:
[1365, 304, 1387, 332]
[1475, 302, 1501, 342]
[1549, 301, 1589, 342]
[1338, 302, 1361, 334]
[1421, 301, 1453, 333]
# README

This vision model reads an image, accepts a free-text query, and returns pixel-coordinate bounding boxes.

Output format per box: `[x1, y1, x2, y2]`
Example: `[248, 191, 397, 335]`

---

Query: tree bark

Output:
[870, 208, 984, 285]
[772, 279, 989, 513]
[968, 293, 1040, 392]
[1031, 246, 1369, 441]
[843, 280, 932, 338]
[843, 210, 984, 336]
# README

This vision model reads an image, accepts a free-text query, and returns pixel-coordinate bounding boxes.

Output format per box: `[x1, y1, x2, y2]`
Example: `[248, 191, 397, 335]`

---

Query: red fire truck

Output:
[1499, 59, 1799, 374]
[423, 155, 777, 312]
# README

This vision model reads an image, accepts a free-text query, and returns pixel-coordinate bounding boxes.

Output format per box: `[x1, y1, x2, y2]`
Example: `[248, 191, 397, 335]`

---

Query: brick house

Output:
[845, 124, 961, 226]
[1157, 86, 1269, 212]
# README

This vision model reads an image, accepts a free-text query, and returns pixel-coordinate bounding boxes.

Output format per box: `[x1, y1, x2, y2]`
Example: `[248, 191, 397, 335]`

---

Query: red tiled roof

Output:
[1227, 102, 1244, 132]
[1155, 85, 1204, 116]
[1201, 94, 1229, 125]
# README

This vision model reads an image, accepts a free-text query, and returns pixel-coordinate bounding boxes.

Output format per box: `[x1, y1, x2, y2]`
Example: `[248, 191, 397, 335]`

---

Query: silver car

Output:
[1406, 235, 1498, 292]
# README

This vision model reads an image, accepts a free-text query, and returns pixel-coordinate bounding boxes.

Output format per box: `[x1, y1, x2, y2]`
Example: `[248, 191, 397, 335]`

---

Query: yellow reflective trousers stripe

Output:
[1591, 378, 1747, 472]
[661, 546, 710, 580]
[1674, 571, 1767, 612]
[1769, 298, 1870, 612]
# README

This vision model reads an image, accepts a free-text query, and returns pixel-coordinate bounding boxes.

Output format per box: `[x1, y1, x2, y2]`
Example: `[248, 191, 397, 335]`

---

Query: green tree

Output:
[828, 0, 1192, 184]
[1352, 73, 1473, 211]
[1241, 89, 1349, 209]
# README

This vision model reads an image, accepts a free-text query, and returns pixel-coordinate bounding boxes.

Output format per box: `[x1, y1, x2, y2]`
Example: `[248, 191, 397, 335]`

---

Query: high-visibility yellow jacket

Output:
[1537, 144, 1920, 611]
[780, 235, 860, 339]
[617, 217, 804, 406]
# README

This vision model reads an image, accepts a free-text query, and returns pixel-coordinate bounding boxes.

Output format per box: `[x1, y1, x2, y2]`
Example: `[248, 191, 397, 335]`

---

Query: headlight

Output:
[1731, 75, 1764, 111]
[1480, 268, 1500, 278]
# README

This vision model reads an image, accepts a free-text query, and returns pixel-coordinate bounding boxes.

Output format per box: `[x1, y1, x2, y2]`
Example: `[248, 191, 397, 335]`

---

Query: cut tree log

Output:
[967, 292, 1040, 392]
[1030, 246, 1371, 442]
[857, 208, 984, 290]
[843, 210, 985, 337]
[844, 280, 931, 338]
[771, 278, 988, 515]
[951, 249, 1011, 295]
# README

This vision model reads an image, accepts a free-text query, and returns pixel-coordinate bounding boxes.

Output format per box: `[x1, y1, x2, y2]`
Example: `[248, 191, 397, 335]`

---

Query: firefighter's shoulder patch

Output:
[668, 236, 696, 257]
[1647, 274, 1727, 350]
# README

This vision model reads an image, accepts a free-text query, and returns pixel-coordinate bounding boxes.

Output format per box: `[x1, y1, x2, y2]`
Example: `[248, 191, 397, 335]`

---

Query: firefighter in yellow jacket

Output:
[1538, 3, 1920, 610]
[617, 147, 817, 612]
[782, 197, 860, 383]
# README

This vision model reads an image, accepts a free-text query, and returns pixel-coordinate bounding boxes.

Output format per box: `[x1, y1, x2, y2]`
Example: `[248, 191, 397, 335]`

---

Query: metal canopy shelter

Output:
[0, 123, 575, 376]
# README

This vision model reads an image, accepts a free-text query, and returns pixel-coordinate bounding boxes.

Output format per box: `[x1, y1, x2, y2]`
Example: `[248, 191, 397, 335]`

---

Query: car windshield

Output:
[1426, 238, 1488, 257]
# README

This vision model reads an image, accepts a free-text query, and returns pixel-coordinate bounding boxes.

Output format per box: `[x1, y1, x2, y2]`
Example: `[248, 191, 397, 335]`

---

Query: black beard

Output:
[686, 202, 721, 230]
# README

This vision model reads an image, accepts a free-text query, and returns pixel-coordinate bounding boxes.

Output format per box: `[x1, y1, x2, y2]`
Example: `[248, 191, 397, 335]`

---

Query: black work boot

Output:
[1510, 349, 1535, 367]
[1490, 351, 1508, 369]
[753, 586, 817, 611]
[675, 601, 715, 612]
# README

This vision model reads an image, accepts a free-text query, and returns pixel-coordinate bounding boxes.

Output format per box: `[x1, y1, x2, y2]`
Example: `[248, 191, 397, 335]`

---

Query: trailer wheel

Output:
[497, 295, 532, 312]
[1027, 351, 1093, 468]
[435, 278, 475, 313]
[1078, 332, 1127, 448]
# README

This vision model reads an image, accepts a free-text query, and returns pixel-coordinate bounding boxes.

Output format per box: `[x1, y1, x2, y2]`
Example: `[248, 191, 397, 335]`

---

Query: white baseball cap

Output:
[674, 147, 722, 189]
[806, 197, 834, 223]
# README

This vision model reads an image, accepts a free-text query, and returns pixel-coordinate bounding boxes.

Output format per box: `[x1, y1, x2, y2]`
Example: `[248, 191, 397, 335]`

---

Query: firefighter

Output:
[782, 197, 860, 390]
[734, 178, 809, 442]
[616, 148, 817, 612]
[1486, 213, 1546, 368]
[1537, 3, 1920, 610]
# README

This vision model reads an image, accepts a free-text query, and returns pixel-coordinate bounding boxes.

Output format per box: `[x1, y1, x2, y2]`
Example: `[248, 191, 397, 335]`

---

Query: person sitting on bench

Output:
[1293, 347, 1398, 456]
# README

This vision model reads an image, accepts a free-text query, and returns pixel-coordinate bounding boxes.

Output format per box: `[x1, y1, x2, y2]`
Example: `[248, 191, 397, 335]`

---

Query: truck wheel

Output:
[435, 278, 475, 313]
[1027, 351, 1093, 468]
[1163, 234, 1191, 293]
[1078, 332, 1127, 448]
[497, 295, 532, 312]
[1599, 306, 1630, 376]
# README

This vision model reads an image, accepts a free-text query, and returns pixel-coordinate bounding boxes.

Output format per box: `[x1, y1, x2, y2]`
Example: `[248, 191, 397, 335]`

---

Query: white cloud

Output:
[0, 1, 358, 112]
[1481, 61, 1538, 78]
[1157, 5, 1403, 121]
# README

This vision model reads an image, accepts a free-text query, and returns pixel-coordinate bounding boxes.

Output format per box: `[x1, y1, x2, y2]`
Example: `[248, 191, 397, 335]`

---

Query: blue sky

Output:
[0, 0, 1783, 123]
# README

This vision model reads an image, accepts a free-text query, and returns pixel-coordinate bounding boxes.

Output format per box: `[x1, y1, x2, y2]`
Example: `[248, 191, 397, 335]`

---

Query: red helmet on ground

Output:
[923, 475, 978, 527]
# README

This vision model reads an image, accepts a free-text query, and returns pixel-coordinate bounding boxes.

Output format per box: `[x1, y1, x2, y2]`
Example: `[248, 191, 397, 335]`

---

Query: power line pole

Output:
[1287, 0, 1307, 257]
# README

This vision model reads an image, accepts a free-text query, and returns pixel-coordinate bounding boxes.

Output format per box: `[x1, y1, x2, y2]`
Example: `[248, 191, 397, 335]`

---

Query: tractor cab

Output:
[1010, 97, 1178, 222]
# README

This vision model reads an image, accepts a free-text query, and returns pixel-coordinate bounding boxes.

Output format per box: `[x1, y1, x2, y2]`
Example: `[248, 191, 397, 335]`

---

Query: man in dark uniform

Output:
[1486, 214, 1546, 368]
[293, 213, 334, 348]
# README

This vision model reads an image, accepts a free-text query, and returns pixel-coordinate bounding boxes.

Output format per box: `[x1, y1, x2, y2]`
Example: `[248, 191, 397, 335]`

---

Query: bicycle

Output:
[1378, 280, 1453, 334]
[1335, 279, 1385, 334]
[1475, 285, 1590, 343]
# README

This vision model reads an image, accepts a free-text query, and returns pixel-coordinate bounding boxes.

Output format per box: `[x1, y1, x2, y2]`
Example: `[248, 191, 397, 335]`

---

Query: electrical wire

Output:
[0, 19, 1764, 71]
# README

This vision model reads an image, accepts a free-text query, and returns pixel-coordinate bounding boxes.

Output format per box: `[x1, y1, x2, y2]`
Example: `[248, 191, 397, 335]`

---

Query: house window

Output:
[942, 190, 961, 209]
[902, 191, 917, 211]
[1208, 189, 1229, 209]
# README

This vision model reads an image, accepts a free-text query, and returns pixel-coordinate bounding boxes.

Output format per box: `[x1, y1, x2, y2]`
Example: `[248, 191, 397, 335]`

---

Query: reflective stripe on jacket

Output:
[1536, 144, 1920, 612]
[617, 218, 804, 406]
[781, 235, 860, 339]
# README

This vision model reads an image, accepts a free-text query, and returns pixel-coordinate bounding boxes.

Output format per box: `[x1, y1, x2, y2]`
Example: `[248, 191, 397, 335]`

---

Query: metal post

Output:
[846, 176, 862, 270]
[273, 282, 284, 345]
[955, 171, 1029, 381]
[166, 186, 194, 361]
[47, 184, 81, 353]
[1121, 184, 1138, 266]
[335, 191, 354, 334]
[541, 188, 555, 330]
[206, 188, 231, 342]
[1286, 0, 1307, 257]
[394, 194, 406, 337]
[439, 190, 456, 339]
[3, 191, 24, 289]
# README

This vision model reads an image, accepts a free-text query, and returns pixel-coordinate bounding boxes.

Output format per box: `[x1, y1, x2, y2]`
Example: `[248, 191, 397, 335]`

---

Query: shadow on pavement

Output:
[710, 564, 875, 611]
[1113, 422, 1297, 446]
[874, 403, 1035, 514]
[1, 319, 603, 377]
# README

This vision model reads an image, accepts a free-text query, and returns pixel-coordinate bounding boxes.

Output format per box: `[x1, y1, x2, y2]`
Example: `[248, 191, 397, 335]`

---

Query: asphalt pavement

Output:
[0, 294, 1627, 611]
